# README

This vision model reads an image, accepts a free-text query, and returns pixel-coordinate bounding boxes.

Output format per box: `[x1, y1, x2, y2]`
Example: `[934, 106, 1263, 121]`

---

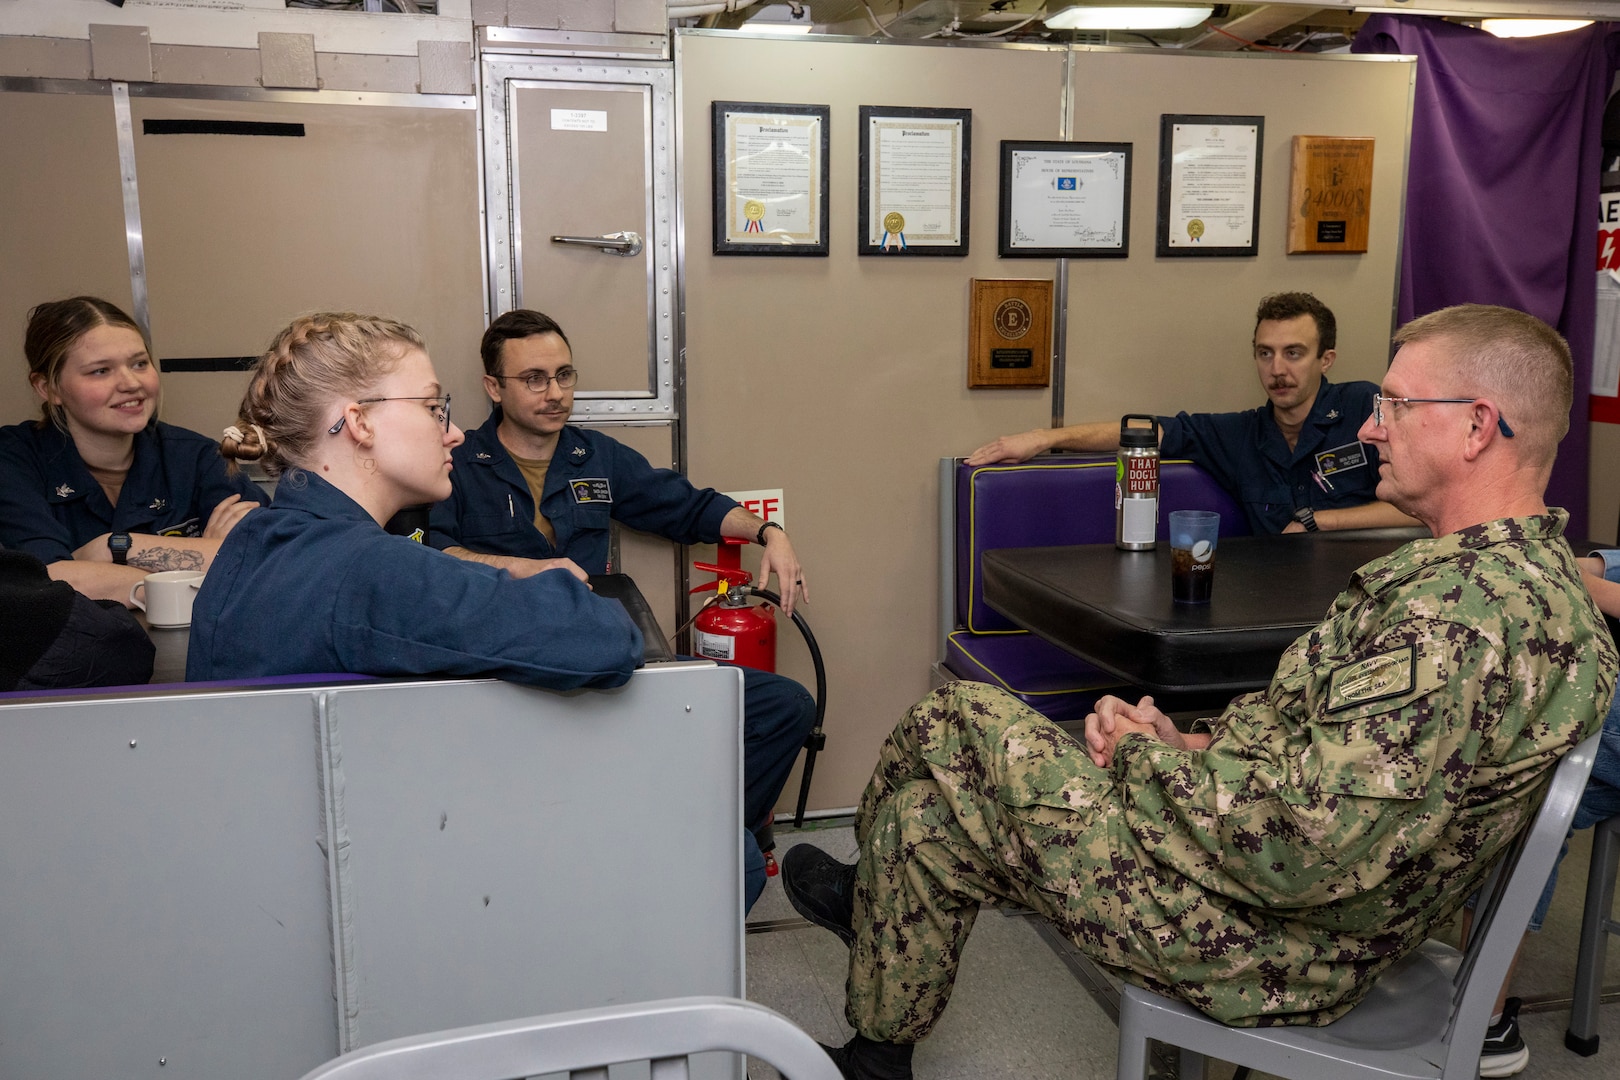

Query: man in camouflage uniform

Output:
[782, 304, 1617, 1080]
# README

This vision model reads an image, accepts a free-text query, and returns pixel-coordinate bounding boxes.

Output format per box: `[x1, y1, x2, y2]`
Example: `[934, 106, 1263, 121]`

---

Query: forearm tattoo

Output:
[129, 546, 205, 572]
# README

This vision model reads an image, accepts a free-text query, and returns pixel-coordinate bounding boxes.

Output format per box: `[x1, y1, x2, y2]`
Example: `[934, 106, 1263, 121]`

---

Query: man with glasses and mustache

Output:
[967, 291, 1416, 534]
[785, 305, 1613, 1080]
[429, 308, 815, 913]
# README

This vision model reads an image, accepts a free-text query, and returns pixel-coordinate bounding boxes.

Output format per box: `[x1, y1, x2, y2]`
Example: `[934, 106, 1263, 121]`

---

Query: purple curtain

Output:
[1353, 15, 1620, 536]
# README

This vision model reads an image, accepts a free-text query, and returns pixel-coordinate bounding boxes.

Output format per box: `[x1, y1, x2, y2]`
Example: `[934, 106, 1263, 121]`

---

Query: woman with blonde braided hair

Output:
[0, 296, 267, 602]
[186, 312, 639, 689]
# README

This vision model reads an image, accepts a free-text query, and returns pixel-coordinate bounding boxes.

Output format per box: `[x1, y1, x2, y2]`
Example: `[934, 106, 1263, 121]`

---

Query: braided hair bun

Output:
[226, 312, 426, 477]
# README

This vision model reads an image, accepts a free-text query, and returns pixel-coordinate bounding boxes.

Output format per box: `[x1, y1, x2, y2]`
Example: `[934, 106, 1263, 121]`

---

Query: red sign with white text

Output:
[1594, 189, 1620, 423]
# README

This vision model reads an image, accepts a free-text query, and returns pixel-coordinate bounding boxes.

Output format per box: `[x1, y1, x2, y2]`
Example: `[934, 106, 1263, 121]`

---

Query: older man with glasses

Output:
[429, 308, 815, 913]
[783, 304, 1614, 1080]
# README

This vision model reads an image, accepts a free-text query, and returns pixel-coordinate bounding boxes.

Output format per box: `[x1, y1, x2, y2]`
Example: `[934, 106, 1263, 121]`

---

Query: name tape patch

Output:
[1327, 645, 1417, 713]
[1315, 441, 1369, 476]
[570, 478, 613, 504]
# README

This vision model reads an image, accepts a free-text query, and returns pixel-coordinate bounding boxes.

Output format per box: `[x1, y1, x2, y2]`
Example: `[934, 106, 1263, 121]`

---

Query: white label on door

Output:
[693, 629, 735, 661]
[551, 109, 608, 132]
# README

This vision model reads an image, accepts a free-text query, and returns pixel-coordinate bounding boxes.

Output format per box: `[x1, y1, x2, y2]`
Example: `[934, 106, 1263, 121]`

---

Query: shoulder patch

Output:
[1327, 645, 1416, 713]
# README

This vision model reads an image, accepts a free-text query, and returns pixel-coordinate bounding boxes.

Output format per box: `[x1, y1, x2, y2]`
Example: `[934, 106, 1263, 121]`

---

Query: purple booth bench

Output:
[936, 454, 1249, 723]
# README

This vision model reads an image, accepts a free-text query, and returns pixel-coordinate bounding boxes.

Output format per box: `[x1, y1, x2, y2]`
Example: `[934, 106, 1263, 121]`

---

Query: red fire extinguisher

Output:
[689, 537, 776, 671]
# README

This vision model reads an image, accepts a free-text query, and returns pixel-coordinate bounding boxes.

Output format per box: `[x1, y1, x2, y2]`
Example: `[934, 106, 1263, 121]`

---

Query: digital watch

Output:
[109, 532, 133, 564]
[756, 521, 785, 546]
[1293, 507, 1320, 533]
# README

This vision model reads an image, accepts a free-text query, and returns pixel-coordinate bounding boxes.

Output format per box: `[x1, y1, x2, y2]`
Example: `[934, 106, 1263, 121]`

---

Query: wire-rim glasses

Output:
[1372, 393, 1514, 438]
[490, 368, 578, 393]
[327, 395, 452, 435]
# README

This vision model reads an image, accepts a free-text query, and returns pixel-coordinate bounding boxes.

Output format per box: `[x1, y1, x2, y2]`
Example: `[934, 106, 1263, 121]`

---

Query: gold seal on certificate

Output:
[883, 211, 905, 234]
[744, 200, 765, 221]
[1186, 218, 1205, 241]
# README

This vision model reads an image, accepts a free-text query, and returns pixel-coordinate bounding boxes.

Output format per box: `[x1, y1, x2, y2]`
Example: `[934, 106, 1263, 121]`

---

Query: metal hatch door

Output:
[483, 55, 676, 421]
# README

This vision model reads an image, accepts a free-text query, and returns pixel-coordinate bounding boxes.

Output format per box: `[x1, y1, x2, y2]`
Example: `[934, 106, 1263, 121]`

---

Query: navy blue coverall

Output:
[187, 469, 640, 687]
[1157, 378, 1383, 535]
[0, 419, 267, 562]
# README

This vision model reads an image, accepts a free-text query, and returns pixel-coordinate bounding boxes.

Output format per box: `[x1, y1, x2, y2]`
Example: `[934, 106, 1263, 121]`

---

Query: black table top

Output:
[981, 528, 1424, 698]
[144, 619, 190, 684]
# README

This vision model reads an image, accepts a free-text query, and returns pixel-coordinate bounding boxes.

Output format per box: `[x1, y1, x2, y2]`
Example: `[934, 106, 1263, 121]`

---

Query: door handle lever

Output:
[550, 230, 643, 257]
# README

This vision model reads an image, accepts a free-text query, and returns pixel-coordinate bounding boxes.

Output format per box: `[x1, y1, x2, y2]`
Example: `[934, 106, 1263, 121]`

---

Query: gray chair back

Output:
[296, 995, 842, 1080]
[1442, 732, 1600, 1061]
[1115, 731, 1601, 1080]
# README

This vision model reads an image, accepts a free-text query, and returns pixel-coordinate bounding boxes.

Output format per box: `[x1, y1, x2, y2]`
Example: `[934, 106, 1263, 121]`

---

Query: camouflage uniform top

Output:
[1106, 512, 1616, 1024]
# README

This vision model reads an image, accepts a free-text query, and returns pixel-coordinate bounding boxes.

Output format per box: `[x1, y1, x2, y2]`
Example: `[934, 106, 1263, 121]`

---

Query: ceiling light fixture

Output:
[1042, 4, 1213, 30]
[1480, 18, 1592, 38]
[743, 2, 816, 33]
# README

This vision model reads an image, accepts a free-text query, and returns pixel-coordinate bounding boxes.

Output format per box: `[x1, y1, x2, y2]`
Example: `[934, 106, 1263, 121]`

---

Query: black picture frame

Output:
[997, 140, 1132, 259]
[712, 100, 830, 257]
[858, 105, 971, 257]
[1155, 114, 1264, 258]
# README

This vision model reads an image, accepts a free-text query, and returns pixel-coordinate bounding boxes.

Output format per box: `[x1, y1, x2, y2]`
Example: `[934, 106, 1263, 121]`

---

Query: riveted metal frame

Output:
[481, 55, 677, 423]
[111, 82, 151, 340]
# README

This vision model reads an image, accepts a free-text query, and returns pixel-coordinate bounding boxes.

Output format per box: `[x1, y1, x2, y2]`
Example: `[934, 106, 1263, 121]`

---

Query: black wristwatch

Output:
[109, 532, 132, 564]
[1293, 507, 1320, 533]
[756, 521, 785, 546]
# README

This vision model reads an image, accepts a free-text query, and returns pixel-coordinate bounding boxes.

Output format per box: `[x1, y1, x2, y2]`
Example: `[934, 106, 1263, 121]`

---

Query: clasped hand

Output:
[1083, 694, 1189, 768]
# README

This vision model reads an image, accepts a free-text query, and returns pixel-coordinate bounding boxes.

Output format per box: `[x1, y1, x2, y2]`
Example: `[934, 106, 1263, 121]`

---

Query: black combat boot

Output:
[781, 844, 856, 945]
[819, 1034, 915, 1080]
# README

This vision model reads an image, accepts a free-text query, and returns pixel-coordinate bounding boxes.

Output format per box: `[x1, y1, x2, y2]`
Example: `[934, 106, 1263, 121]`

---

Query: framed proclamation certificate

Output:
[998, 140, 1131, 258]
[1156, 114, 1263, 257]
[859, 105, 971, 257]
[712, 101, 830, 256]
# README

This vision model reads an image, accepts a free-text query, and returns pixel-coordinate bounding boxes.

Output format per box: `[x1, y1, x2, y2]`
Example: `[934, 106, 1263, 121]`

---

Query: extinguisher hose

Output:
[750, 588, 828, 828]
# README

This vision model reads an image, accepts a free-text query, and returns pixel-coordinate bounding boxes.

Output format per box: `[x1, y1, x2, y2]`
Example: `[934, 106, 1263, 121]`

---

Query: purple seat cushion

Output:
[956, 455, 1248, 633]
[944, 630, 1126, 724]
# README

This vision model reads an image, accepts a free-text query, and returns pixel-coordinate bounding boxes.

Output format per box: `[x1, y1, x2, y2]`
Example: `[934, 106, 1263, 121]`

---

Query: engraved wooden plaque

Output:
[968, 278, 1052, 388]
[1287, 136, 1374, 254]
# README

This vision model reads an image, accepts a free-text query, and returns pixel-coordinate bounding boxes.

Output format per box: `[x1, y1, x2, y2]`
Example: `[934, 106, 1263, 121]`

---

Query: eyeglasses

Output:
[490, 368, 578, 393]
[327, 395, 452, 435]
[1371, 393, 1515, 438]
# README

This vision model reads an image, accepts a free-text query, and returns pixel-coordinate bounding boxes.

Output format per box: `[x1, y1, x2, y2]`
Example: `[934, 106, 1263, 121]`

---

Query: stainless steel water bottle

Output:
[1116, 415, 1160, 550]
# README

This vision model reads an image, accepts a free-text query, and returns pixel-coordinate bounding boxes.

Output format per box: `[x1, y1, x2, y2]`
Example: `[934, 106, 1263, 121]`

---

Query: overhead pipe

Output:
[669, 0, 763, 18]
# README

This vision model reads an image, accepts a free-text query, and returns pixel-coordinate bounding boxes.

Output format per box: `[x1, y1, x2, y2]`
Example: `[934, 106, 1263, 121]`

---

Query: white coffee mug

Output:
[129, 570, 205, 628]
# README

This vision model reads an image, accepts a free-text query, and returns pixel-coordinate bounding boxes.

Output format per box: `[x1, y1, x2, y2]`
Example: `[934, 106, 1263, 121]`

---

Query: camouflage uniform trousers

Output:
[845, 680, 1154, 1044]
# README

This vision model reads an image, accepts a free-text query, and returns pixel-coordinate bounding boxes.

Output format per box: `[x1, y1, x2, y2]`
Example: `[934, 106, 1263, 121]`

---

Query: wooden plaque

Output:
[1287, 136, 1374, 254]
[968, 278, 1052, 388]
